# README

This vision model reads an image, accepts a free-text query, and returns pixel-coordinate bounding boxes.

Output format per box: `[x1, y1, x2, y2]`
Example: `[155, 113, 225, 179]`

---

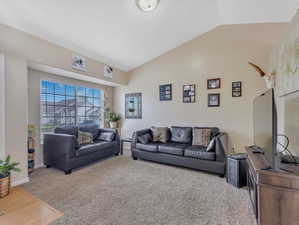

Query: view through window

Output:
[40, 80, 103, 140]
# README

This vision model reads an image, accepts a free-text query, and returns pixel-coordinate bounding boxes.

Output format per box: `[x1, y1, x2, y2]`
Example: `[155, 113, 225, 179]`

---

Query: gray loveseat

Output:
[44, 125, 120, 174]
[131, 127, 228, 176]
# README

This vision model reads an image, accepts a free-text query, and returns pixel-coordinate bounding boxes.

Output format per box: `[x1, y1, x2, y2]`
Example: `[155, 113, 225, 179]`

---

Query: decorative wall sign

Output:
[183, 84, 196, 103]
[104, 65, 113, 79]
[159, 84, 172, 101]
[125, 93, 142, 119]
[207, 78, 221, 89]
[208, 93, 220, 107]
[232, 81, 242, 97]
[72, 54, 86, 71]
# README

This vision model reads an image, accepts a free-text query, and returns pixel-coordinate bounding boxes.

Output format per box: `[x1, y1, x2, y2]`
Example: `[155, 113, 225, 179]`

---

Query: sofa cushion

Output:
[151, 127, 169, 143]
[136, 143, 159, 152]
[192, 128, 211, 146]
[170, 127, 192, 144]
[158, 143, 189, 156]
[79, 124, 99, 140]
[76, 141, 113, 157]
[98, 132, 115, 142]
[184, 146, 216, 161]
[55, 126, 78, 137]
[138, 133, 152, 144]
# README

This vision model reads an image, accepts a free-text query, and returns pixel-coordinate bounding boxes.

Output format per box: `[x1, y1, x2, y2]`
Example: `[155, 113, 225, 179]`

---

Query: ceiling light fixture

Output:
[136, 0, 160, 12]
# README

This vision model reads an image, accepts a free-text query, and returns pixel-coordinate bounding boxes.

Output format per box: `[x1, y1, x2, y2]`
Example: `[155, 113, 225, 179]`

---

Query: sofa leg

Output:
[219, 174, 225, 178]
[115, 152, 120, 156]
[132, 156, 138, 160]
[46, 165, 51, 168]
[64, 169, 72, 175]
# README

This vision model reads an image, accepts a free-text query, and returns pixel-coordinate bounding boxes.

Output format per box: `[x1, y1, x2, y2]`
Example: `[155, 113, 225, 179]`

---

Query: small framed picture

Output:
[159, 84, 172, 101]
[208, 93, 220, 107]
[72, 54, 86, 71]
[232, 81, 242, 97]
[183, 84, 196, 103]
[207, 78, 221, 89]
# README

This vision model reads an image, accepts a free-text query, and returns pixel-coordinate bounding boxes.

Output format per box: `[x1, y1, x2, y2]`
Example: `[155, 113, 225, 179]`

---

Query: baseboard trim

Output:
[12, 176, 30, 187]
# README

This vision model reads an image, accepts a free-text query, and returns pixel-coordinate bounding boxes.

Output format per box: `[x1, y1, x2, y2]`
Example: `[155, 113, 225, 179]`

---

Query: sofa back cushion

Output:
[98, 132, 115, 142]
[79, 124, 99, 140]
[192, 128, 212, 146]
[151, 127, 169, 143]
[55, 126, 78, 137]
[138, 133, 152, 144]
[170, 126, 192, 144]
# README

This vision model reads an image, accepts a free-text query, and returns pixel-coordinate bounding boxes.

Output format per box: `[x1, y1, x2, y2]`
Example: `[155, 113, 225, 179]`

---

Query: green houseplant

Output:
[0, 155, 21, 198]
[107, 112, 121, 128]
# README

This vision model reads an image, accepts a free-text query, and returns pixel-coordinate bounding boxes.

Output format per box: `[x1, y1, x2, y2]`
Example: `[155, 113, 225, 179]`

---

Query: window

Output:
[40, 80, 103, 141]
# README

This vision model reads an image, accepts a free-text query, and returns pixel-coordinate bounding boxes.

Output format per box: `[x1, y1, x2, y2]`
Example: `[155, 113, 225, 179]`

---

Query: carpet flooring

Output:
[22, 151, 256, 225]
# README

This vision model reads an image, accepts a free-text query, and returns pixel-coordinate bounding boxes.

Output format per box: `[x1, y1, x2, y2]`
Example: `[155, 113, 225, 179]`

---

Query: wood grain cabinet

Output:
[246, 147, 299, 225]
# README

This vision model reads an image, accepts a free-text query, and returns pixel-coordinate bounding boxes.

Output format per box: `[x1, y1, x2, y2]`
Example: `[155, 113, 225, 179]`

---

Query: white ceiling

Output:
[0, 0, 298, 71]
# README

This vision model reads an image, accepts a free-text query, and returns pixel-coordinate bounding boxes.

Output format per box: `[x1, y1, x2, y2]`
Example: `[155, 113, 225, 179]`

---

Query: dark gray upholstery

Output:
[158, 143, 189, 156]
[184, 146, 216, 161]
[98, 132, 115, 142]
[44, 127, 120, 174]
[136, 143, 158, 152]
[76, 141, 114, 157]
[131, 127, 228, 176]
[170, 127, 192, 143]
[55, 126, 78, 137]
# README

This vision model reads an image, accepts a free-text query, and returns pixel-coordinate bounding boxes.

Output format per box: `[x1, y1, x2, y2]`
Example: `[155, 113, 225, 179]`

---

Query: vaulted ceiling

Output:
[0, 0, 298, 71]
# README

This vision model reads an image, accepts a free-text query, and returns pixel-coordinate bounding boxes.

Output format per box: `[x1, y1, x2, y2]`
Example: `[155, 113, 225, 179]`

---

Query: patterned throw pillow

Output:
[192, 128, 211, 146]
[151, 127, 168, 143]
[78, 131, 94, 145]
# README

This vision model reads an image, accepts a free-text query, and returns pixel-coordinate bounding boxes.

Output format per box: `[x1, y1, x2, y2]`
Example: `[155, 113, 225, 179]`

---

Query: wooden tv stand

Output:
[246, 147, 299, 225]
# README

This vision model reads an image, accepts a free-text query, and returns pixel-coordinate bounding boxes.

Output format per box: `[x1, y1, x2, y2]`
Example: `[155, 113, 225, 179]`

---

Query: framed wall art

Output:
[183, 84, 196, 103]
[208, 93, 220, 107]
[159, 84, 172, 101]
[207, 78, 221, 89]
[125, 93, 142, 119]
[232, 81, 242, 97]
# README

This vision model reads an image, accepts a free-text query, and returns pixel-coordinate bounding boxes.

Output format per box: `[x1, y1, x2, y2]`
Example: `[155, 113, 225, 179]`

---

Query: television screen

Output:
[253, 89, 277, 168]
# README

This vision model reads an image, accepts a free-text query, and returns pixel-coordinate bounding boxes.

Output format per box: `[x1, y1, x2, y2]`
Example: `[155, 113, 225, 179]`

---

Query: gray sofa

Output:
[131, 127, 228, 176]
[43, 125, 120, 174]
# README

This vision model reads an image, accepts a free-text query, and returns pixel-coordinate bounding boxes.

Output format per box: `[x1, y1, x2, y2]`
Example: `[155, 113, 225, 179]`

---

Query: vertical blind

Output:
[40, 80, 103, 141]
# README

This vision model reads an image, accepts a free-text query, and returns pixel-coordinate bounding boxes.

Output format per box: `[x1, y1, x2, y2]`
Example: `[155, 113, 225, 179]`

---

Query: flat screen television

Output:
[253, 89, 278, 169]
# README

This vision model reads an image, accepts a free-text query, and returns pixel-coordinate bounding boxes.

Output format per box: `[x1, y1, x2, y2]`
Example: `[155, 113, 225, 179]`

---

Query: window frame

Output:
[40, 80, 104, 143]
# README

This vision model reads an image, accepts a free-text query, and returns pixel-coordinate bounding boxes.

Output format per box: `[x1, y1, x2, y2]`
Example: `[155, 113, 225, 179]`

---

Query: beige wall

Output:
[0, 23, 129, 86]
[114, 23, 288, 152]
[5, 54, 28, 185]
[0, 53, 5, 159]
[28, 69, 114, 167]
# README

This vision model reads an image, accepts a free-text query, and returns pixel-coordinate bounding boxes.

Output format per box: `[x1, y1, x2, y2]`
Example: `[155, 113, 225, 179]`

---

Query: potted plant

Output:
[107, 112, 121, 129]
[0, 155, 21, 198]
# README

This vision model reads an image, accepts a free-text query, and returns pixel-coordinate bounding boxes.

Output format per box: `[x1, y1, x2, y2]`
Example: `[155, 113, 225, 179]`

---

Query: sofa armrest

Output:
[43, 133, 76, 167]
[214, 132, 228, 162]
[131, 129, 151, 150]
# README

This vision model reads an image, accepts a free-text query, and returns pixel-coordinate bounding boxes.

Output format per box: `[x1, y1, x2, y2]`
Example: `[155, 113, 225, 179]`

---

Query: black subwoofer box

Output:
[227, 154, 247, 188]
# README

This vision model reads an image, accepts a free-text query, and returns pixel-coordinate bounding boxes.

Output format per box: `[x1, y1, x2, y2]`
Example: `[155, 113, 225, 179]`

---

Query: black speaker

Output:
[227, 154, 247, 188]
